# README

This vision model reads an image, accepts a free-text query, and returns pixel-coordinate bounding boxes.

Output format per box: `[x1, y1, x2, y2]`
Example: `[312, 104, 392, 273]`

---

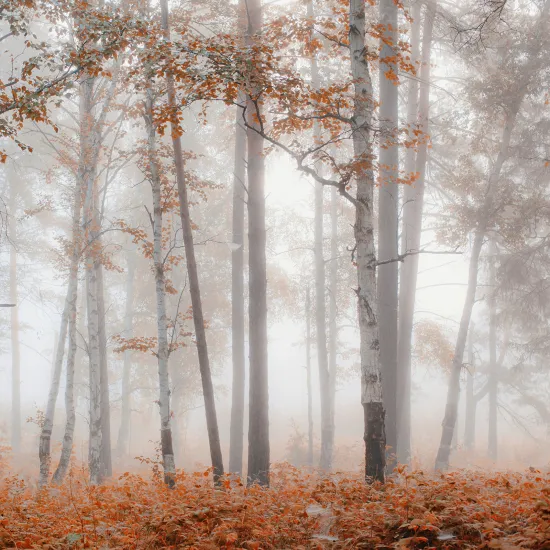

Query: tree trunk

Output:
[229, 94, 246, 477]
[435, 108, 518, 471]
[350, 0, 386, 483]
[306, 286, 313, 467]
[464, 322, 476, 450]
[52, 275, 80, 484]
[377, 0, 399, 468]
[159, 0, 225, 484]
[144, 84, 176, 487]
[117, 247, 136, 458]
[39, 175, 83, 486]
[396, 0, 430, 465]
[244, 0, 270, 487]
[328, 185, 338, 455]
[95, 255, 112, 478]
[308, 0, 332, 473]
[9, 179, 21, 456]
[488, 238, 498, 461]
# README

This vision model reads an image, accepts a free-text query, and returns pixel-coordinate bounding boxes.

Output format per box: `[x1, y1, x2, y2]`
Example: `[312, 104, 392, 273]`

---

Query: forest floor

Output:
[0, 461, 549, 549]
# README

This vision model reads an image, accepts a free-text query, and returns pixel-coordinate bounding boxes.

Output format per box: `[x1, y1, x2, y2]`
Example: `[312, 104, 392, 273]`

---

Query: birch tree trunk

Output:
[39, 175, 83, 486]
[9, 178, 21, 456]
[464, 323, 476, 450]
[117, 247, 136, 458]
[435, 109, 518, 471]
[488, 238, 498, 461]
[377, 0, 399, 466]
[244, 0, 270, 487]
[308, 0, 332, 472]
[52, 276, 80, 484]
[396, 0, 429, 465]
[229, 94, 246, 476]
[144, 85, 176, 487]
[350, 0, 386, 483]
[159, 0, 225, 484]
[306, 286, 314, 467]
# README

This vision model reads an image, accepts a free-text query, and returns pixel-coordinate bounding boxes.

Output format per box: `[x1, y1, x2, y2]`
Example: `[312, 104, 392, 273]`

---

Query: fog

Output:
[1, 0, 550, 493]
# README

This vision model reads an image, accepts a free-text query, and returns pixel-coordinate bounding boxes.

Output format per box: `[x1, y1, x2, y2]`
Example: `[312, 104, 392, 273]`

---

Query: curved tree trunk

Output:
[159, 0, 224, 485]
[377, 0, 399, 468]
[350, 0, 386, 483]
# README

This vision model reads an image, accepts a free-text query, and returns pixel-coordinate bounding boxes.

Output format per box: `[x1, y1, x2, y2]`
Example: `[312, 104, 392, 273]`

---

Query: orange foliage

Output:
[0, 463, 549, 548]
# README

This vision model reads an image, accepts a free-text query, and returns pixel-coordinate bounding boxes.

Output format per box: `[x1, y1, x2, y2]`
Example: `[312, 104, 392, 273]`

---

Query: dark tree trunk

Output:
[377, 0, 399, 469]
[396, 0, 430, 465]
[159, 0, 225, 484]
[229, 94, 247, 477]
[245, 0, 270, 487]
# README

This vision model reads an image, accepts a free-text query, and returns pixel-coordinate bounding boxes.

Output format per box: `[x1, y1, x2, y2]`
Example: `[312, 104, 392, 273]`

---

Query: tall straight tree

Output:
[488, 238, 498, 461]
[229, 91, 247, 476]
[159, 0, 225, 483]
[306, 285, 314, 467]
[245, 0, 270, 486]
[350, 0, 386, 482]
[8, 168, 21, 455]
[143, 80, 176, 487]
[308, 0, 332, 471]
[328, 186, 338, 444]
[396, 0, 429, 464]
[377, 0, 399, 466]
[117, 247, 136, 457]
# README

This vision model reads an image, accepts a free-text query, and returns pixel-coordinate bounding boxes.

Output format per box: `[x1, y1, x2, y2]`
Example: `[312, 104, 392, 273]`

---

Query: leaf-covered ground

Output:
[0, 463, 549, 549]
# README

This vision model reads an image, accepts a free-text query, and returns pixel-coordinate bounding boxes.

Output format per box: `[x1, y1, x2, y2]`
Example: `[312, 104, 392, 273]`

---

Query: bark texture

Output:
[144, 85, 176, 487]
[464, 323, 476, 450]
[350, 0, 386, 483]
[306, 286, 314, 467]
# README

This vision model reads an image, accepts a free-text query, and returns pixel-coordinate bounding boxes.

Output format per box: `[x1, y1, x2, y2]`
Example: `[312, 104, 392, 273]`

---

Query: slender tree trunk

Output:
[244, 0, 270, 487]
[49, 332, 59, 381]
[96, 252, 112, 478]
[52, 277, 80, 484]
[377, 0, 399, 468]
[435, 108, 518, 470]
[9, 180, 21, 455]
[350, 0, 386, 483]
[117, 247, 135, 458]
[396, 0, 429, 465]
[229, 94, 247, 477]
[328, 185, 338, 454]
[308, 0, 332, 473]
[306, 286, 313, 467]
[488, 238, 498, 461]
[144, 85, 176, 487]
[39, 175, 83, 486]
[159, 0, 225, 484]
[79, 74, 103, 486]
[464, 322, 476, 450]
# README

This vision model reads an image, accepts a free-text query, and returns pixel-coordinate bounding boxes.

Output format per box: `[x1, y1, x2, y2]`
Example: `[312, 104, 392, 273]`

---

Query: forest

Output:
[1, 0, 550, 547]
